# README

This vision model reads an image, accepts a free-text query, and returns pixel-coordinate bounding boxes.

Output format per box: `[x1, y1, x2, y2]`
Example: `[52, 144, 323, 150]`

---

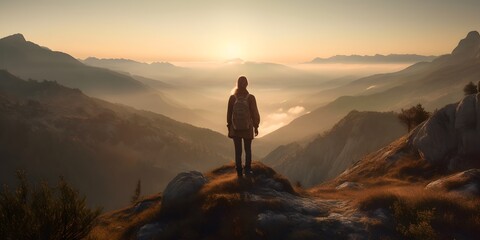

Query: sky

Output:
[1, 0, 480, 63]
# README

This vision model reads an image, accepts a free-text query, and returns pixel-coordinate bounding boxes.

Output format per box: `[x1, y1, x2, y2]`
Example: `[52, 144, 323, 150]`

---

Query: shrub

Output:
[0, 171, 102, 240]
[392, 200, 436, 240]
[463, 81, 478, 96]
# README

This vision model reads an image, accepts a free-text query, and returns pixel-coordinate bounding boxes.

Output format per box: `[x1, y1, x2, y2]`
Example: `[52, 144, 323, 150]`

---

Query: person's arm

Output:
[250, 95, 260, 134]
[227, 95, 235, 127]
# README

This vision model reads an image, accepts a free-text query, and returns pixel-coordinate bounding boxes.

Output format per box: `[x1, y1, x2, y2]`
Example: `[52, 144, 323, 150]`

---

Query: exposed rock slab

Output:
[426, 169, 480, 196]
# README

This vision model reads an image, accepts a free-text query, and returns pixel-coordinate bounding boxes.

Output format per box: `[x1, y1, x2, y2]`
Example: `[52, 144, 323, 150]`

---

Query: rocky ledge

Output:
[137, 162, 368, 240]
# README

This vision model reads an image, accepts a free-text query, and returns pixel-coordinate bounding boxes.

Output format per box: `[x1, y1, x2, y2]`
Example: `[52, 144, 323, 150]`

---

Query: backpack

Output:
[232, 94, 252, 130]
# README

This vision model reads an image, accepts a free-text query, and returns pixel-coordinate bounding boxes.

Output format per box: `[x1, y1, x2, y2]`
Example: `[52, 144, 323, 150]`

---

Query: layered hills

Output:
[259, 31, 480, 153]
[0, 34, 205, 127]
[262, 111, 407, 187]
[0, 70, 232, 209]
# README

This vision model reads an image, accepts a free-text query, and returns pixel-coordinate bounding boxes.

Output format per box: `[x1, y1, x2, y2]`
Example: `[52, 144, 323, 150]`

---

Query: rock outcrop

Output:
[451, 31, 480, 60]
[409, 93, 480, 169]
[137, 163, 368, 240]
[161, 171, 208, 207]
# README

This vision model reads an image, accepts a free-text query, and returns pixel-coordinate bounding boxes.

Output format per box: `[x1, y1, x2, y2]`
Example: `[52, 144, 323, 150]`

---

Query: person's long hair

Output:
[231, 76, 248, 95]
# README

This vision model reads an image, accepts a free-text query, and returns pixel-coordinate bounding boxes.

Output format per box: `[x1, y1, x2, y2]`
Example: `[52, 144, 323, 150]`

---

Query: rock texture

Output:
[161, 171, 208, 207]
[137, 163, 368, 240]
[426, 169, 480, 197]
[409, 93, 480, 169]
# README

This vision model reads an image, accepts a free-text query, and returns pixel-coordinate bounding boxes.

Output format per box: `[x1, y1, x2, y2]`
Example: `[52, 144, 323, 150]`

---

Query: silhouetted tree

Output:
[131, 179, 142, 203]
[463, 82, 478, 96]
[0, 171, 102, 240]
[398, 104, 431, 132]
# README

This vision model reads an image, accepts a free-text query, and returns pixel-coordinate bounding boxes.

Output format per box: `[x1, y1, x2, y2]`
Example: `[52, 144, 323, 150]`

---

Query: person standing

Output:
[227, 76, 260, 177]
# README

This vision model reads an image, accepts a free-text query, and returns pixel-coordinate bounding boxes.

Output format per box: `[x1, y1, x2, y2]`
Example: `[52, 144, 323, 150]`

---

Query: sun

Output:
[224, 43, 243, 60]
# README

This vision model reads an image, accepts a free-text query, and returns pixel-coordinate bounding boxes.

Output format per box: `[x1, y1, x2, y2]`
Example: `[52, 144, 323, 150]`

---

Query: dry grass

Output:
[327, 136, 447, 190]
[86, 194, 162, 240]
[203, 162, 297, 196]
[311, 178, 480, 240]
[150, 162, 301, 240]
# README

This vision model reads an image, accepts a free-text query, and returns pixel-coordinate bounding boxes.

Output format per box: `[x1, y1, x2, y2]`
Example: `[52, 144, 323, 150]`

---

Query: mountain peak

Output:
[451, 30, 480, 58]
[1, 33, 26, 43]
[466, 30, 480, 40]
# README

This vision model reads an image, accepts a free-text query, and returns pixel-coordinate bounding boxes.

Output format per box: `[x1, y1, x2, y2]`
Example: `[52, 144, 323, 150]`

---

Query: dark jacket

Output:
[227, 89, 260, 139]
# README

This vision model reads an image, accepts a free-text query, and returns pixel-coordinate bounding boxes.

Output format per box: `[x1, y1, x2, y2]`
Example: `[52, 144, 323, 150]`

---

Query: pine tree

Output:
[398, 104, 431, 132]
[0, 171, 102, 240]
[131, 179, 141, 203]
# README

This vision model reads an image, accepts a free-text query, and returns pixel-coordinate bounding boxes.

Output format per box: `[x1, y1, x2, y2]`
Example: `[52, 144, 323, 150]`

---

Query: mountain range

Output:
[308, 54, 437, 64]
[82, 57, 188, 82]
[258, 31, 480, 154]
[0, 34, 207, 128]
[0, 70, 232, 209]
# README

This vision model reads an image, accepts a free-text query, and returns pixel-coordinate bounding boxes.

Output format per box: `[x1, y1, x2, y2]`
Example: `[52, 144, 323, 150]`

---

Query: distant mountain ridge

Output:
[308, 54, 437, 64]
[0, 33, 144, 94]
[82, 57, 184, 80]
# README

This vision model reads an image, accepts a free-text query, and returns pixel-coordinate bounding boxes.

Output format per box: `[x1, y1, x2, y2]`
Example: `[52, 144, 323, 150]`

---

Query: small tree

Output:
[131, 179, 141, 203]
[398, 104, 431, 132]
[463, 81, 478, 96]
[0, 171, 102, 240]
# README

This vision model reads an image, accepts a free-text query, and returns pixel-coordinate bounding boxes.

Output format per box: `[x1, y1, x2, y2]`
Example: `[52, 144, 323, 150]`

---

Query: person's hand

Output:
[254, 128, 259, 137]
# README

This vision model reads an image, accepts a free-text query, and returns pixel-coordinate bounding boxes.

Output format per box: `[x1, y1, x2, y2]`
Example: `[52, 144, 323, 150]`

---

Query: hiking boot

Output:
[237, 170, 243, 178]
[244, 169, 253, 177]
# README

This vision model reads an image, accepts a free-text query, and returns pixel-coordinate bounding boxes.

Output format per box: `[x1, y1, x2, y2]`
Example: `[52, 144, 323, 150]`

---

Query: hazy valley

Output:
[1, 30, 480, 239]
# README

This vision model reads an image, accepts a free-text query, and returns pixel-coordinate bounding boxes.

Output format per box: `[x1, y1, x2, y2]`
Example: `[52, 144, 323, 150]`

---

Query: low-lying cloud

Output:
[259, 105, 306, 137]
[287, 106, 305, 115]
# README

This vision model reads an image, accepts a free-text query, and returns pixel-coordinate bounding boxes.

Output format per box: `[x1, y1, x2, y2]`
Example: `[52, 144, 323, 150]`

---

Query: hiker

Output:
[227, 76, 261, 178]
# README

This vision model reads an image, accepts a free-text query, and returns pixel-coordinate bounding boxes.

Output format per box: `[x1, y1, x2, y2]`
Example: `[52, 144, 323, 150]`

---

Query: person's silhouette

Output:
[227, 76, 260, 178]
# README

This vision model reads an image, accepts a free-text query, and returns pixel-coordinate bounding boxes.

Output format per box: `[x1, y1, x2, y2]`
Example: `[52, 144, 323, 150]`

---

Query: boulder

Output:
[162, 171, 207, 207]
[409, 93, 480, 168]
[137, 223, 164, 240]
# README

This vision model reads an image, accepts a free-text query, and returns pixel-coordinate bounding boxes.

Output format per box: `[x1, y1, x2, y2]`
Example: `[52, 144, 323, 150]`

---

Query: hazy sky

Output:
[1, 0, 480, 63]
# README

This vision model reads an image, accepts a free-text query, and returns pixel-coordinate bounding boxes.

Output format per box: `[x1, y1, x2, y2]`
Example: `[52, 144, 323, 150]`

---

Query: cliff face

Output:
[263, 111, 406, 187]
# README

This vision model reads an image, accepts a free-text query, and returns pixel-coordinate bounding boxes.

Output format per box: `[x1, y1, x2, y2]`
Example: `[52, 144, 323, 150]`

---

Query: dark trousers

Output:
[233, 137, 252, 172]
